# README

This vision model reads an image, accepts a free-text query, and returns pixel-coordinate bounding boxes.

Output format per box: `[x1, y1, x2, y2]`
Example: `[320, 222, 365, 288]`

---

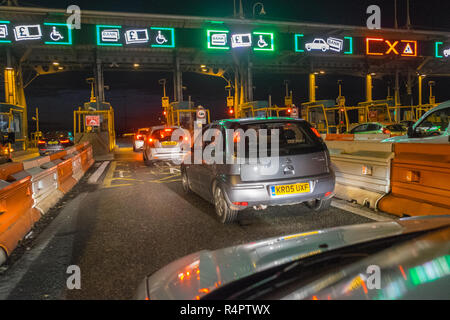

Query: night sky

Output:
[3, 0, 450, 133]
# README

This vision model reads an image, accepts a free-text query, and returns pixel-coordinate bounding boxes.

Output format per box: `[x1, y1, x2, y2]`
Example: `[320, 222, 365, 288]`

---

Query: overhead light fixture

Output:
[58, 66, 64, 70]
[370, 72, 376, 76]
[133, 63, 140, 68]
[201, 68, 207, 72]
[319, 70, 325, 74]
[200, 64, 206, 68]
[52, 61, 60, 66]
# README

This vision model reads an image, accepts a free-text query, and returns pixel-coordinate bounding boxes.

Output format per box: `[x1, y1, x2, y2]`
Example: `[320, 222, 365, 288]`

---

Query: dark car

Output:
[38, 131, 74, 155]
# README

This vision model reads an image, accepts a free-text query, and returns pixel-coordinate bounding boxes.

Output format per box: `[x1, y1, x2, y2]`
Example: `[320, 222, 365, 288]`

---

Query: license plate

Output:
[271, 182, 310, 196]
[48, 141, 58, 145]
[162, 141, 177, 146]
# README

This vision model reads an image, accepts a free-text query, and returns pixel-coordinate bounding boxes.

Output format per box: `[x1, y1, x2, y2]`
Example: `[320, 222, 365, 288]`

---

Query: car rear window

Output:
[151, 128, 179, 142]
[228, 121, 324, 157]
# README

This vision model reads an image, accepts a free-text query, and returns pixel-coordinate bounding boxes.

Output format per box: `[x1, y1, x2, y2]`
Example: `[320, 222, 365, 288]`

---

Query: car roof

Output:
[150, 125, 181, 131]
[214, 117, 306, 126]
[413, 100, 450, 128]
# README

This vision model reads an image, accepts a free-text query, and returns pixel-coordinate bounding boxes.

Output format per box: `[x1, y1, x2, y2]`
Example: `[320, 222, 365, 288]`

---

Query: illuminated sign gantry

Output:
[295, 34, 353, 54]
[207, 29, 274, 51]
[96, 25, 175, 47]
[435, 41, 450, 58]
[366, 38, 417, 57]
[0, 21, 72, 45]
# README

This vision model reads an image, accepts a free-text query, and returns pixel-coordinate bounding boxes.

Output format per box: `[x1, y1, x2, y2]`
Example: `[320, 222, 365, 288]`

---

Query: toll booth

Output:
[301, 100, 344, 134]
[73, 101, 115, 156]
[240, 101, 290, 118]
[0, 103, 26, 152]
[168, 101, 210, 130]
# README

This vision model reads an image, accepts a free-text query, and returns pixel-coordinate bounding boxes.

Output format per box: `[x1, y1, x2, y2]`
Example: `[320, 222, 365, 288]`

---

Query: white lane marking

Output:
[331, 199, 395, 222]
[88, 161, 110, 184]
[169, 167, 180, 174]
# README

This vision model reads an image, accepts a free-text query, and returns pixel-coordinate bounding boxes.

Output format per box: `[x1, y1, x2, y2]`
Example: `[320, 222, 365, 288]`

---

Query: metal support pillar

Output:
[234, 68, 239, 118]
[247, 57, 253, 102]
[418, 75, 424, 106]
[394, 70, 400, 106]
[173, 54, 183, 102]
[309, 73, 316, 103]
[94, 58, 105, 108]
[365, 74, 373, 102]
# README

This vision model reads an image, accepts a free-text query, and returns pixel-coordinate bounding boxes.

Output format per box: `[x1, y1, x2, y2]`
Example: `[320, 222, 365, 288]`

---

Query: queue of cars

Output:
[133, 101, 450, 300]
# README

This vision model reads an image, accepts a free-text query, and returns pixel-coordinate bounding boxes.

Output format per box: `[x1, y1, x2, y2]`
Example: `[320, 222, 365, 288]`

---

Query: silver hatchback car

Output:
[143, 125, 189, 165]
[181, 118, 335, 223]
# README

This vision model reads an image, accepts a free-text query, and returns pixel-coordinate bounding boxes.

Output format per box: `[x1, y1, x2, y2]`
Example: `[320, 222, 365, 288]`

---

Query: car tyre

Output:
[181, 169, 191, 194]
[305, 198, 332, 212]
[143, 151, 153, 166]
[213, 186, 237, 224]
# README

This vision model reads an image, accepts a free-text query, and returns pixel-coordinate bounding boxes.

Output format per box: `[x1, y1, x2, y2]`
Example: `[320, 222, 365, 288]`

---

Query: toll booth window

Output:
[416, 108, 450, 134]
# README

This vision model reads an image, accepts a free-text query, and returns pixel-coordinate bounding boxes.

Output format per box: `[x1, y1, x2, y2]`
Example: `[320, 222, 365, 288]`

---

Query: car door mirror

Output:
[407, 126, 417, 138]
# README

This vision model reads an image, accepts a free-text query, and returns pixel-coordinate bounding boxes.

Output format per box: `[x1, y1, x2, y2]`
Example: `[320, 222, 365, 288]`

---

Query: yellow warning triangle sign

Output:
[403, 43, 413, 54]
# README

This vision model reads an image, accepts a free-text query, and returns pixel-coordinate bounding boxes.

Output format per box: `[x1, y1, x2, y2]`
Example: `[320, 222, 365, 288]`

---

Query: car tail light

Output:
[310, 127, 321, 138]
[382, 128, 391, 134]
[232, 202, 248, 206]
[38, 140, 46, 144]
[59, 139, 70, 144]
[136, 134, 143, 140]
[325, 191, 333, 197]
[148, 137, 155, 147]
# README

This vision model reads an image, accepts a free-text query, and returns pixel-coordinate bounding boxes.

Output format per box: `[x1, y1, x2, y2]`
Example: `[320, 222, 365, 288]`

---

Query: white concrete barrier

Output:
[325, 139, 394, 209]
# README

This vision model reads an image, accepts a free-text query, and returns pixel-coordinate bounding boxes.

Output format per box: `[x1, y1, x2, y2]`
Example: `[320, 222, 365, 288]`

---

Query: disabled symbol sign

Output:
[150, 27, 175, 48]
[43, 23, 72, 45]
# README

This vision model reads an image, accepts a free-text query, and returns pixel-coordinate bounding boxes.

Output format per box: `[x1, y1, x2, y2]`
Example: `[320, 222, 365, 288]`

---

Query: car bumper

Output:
[220, 172, 335, 209]
[149, 150, 189, 162]
[39, 146, 64, 154]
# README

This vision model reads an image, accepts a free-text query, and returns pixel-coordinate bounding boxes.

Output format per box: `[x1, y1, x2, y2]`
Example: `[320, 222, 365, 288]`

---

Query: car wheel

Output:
[181, 169, 191, 194]
[322, 46, 327, 52]
[306, 45, 311, 51]
[305, 198, 332, 212]
[213, 186, 237, 224]
[143, 151, 153, 166]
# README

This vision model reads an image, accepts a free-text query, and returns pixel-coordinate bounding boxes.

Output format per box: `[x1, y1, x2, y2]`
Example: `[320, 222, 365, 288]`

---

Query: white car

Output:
[305, 38, 329, 52]
[382, 101, 450, 144]
[444, 48, 450, 57]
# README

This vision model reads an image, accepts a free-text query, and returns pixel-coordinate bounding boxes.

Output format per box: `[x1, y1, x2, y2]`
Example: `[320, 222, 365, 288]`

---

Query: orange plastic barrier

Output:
[0, 162, 24, 181]
[49, 150, 67, 161]
[57, 159, 77, 193]
[0, 176, 40, 257]
[378, 143, 450, 217]
[325, 134, 354, 141]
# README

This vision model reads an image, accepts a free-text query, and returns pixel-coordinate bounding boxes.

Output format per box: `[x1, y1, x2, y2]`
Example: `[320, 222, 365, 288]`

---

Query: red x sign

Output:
[366, 38, 417, 57]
